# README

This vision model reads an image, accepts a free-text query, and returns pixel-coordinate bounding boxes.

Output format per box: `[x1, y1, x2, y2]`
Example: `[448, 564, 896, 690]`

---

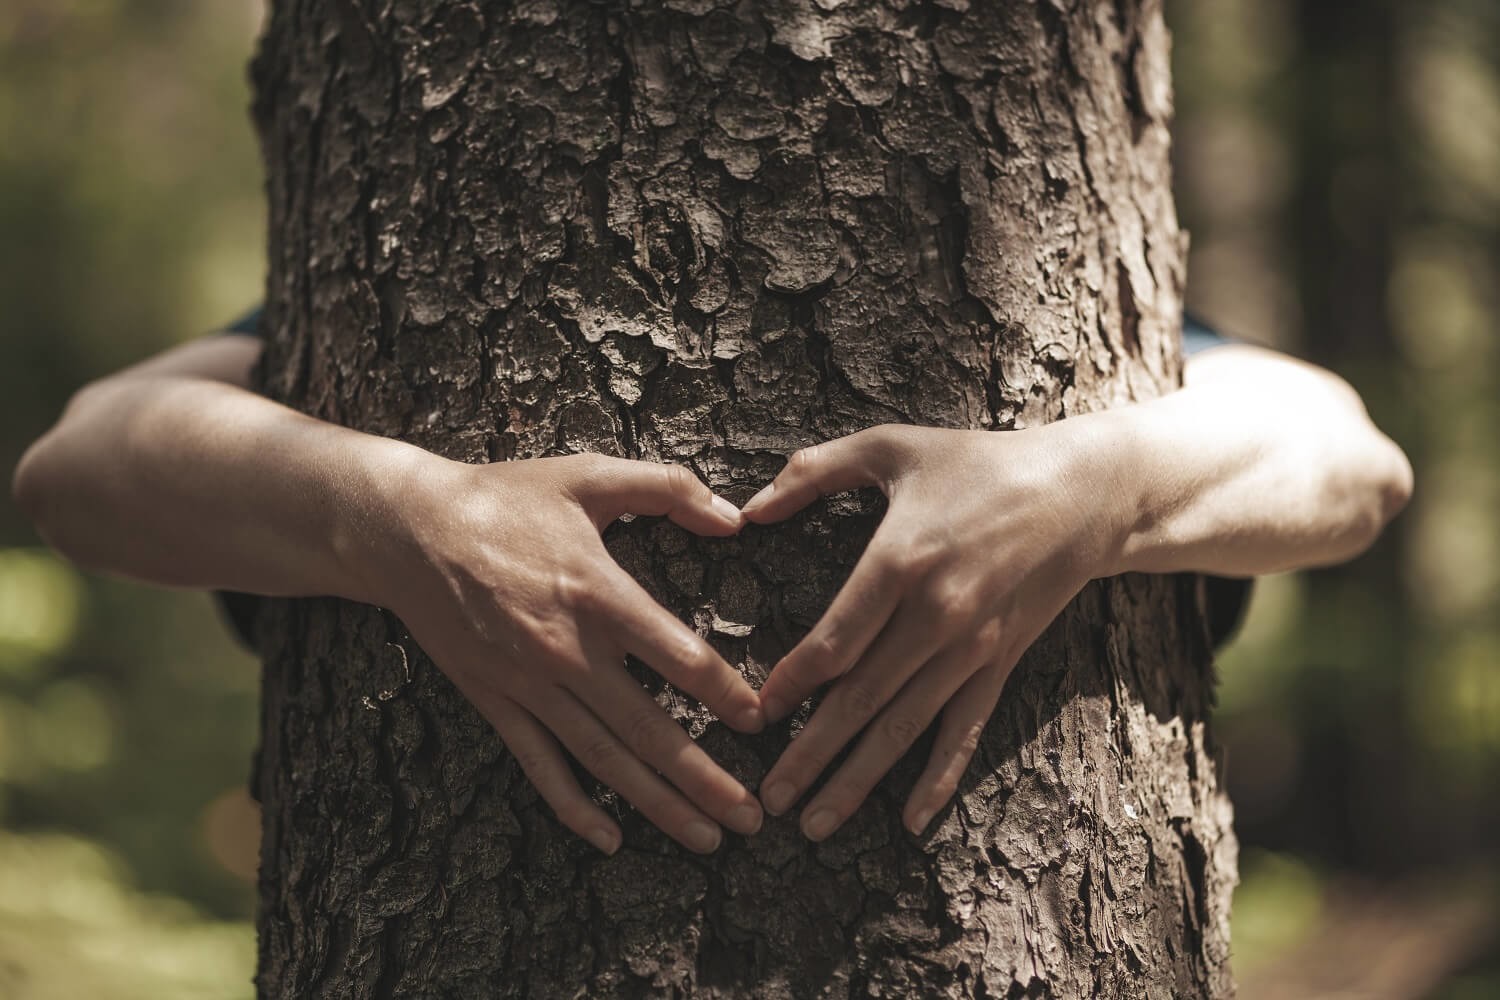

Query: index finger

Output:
[759, 538, 905, 722]
[600, 567, 765, 733]
[739, 425, 902, 524]
[576, 650, 764, 836]
[569, 457, 743, 536]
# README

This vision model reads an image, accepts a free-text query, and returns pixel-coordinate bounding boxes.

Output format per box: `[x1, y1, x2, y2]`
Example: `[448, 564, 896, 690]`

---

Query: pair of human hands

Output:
[388, 420, 1126, 856]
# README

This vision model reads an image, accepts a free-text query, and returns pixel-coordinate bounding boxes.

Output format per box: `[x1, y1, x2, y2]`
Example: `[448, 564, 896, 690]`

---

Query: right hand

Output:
[377, 452, 766, 855]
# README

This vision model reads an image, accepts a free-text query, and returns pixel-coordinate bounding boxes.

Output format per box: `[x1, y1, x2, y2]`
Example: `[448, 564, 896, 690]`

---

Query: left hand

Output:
[740, 420, 1130, 840]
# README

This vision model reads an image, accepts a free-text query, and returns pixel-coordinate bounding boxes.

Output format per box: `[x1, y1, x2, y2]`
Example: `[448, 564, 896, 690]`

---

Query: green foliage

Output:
[1230, 849, 1326, 975]
[0, 832, 253, 999]
[0, 548, 82, 680]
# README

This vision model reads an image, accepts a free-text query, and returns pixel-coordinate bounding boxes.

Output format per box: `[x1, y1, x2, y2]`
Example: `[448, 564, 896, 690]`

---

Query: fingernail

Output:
[588, 826, 621, 855]
[762, 694, 790, 723]
[684, 820, 722, 853]
[740, 704, 766, 733]
[729, 802, 763, 835]
[762, 780, 796, 815]
[909, 809, 935, 836]
[742, 482, 775, 512]
[803, 808, 839, 841]
[711, 493, 742, 524]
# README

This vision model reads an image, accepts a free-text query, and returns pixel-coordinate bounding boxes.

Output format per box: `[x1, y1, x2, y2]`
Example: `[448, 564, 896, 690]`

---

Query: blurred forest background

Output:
[0, 1, 1495, 997]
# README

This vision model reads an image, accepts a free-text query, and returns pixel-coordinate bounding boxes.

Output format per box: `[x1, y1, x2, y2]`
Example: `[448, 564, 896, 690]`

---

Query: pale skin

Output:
[11, 332, 1412, 852]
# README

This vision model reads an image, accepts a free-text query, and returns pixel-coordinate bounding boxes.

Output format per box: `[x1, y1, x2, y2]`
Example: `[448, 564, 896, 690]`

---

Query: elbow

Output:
[12, 427, 107, 574]
[1341, 434, 1414, 558]
[12, 432, 61, 541]
[1376, 435, 1414, 526]
[1303, 427, 1414, 568]
[11, 381, 109, 554]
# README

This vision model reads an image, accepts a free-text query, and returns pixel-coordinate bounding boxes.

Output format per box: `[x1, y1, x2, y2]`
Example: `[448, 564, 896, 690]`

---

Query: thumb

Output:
[569, 457, 743, 535]
[740, 425, 901, 524]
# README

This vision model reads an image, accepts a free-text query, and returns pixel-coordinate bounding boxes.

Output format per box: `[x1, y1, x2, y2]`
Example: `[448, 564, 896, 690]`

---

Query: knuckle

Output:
[580, 736, 622, 776]
[562, 451, 608, 486]
[717, 668, 743, 711]
[511, 746, 553, 779]
[974, 617, 1004, 651]
[666, 631, 715, 679]
[531, 619, 577, 665]
[924, 577, 976, 625]
[574, 450, 609, 474]
[929, 773, 961, 805]
[887, 542, 937, 584]
[624, 706, 675, 760]
[569, 584, 605, 617]
[686, 639, 721, 677]
[863, 423, 901, 457]
[942, 594, 981, 629]
[866, 543, 902, 577]
[883, 713, 927, 749]
[954, 720, 986, 756]
[551, 570, 592, 612]
[799, 632, 847, 681]
[868, 423, 913, 469]
[835, 680, 882, 724]
[662, 462, 699, 500]
[910, 541, 948, 579]
[788, 444, 820, 476]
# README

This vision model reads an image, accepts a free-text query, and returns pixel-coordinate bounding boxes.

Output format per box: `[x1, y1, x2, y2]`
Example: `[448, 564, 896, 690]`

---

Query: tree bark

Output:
[247, 1, 1236, 996]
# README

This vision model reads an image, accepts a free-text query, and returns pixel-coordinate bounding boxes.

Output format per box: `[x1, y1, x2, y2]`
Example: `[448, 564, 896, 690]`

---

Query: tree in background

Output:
[249, 0, 1233, 995]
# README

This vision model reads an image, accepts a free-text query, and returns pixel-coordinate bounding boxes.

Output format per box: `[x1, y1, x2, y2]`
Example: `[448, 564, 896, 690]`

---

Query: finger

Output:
[530, 686, 726, 855]
[904, 653, 1016, 836]
[739, 426, 901, 524]
[578, 650, 763, 836]
[489, 696, 622, 855]
[797, 634, 994, 842]
[571, 456, 742, 535]
[759, 599, 946, 816]
[758, 536, 905, 723]
[603, 567, 765, 732]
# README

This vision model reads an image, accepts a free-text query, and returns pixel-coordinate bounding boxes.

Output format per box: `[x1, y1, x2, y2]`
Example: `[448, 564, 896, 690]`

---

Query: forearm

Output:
[1086, 347, 1413, 578]
[13, 372, 433, 604]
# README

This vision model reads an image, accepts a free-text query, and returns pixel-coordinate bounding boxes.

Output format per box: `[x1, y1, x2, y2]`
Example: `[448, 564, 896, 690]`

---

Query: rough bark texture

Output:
[247, 1, 1236, 996]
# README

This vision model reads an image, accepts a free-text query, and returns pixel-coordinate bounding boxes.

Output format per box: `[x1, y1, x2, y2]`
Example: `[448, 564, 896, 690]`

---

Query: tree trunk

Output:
[247, 1, 1236, 996]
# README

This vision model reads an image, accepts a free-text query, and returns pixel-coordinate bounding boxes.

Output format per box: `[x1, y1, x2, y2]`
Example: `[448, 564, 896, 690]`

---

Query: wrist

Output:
[1087, 401, 1187, 577]
[1052, 407, 1157, 580]
[326, 436, 457, 611]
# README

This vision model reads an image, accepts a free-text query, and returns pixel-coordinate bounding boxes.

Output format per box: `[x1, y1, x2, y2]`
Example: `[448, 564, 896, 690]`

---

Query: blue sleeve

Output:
[1182, 312, 1237, 357]
[221, 305, 263, 336]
